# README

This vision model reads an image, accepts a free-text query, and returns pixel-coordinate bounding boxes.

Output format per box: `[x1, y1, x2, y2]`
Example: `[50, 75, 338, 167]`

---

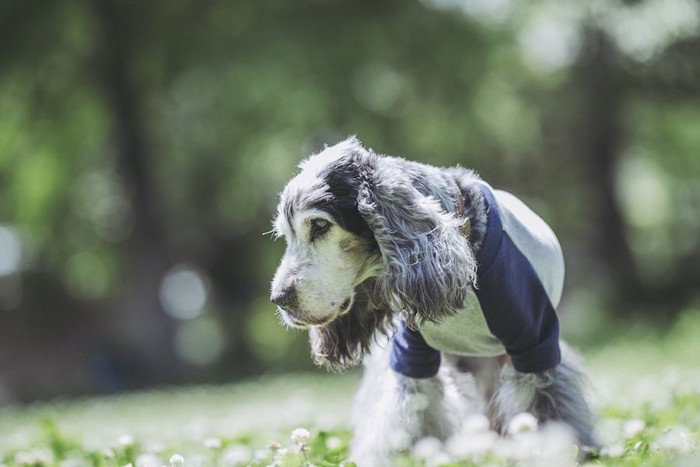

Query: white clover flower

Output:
[325, 436, 343, 450]
[271, 447, 288, 465]
[101, 449, 115, 459]
[15, 449, 55, 466]
[118, 434, 135, 447]
[60, 458, 89, 467]
[602, 443, 625, 457]
[623, 419, 645, 438]
[136, 453, 162, 467]
[388, 429, 412, 451]
[653, 427, 694, 453]
[537, 422, 577, 464]
[267, 441, 283, 452]
[204, 437, 222, 449]
[168, 454, 185, 467]
[499, 431, 541, 461]
[219, 445, 252, 466]
[463, 414, 490, 433]
[253, 449, 270, 462]
[290, 428, 311, 450]
[412, 437, 443, 460]
[507, 412, 538, 435]
[408, 393, 430, 411]
[446, 431, 498, 459]
[427, 452, 452, 467]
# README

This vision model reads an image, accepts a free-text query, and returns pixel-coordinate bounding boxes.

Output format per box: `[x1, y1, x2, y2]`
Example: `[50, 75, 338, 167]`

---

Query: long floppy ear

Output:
[357, 156, 476, 325]
[309, 284, 390, 371]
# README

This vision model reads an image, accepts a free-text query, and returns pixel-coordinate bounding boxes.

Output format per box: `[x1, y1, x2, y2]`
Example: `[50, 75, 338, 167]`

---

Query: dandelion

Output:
[169, 454, 185, 467]
[507, 412, 538, 435]
[290, 428, 311, 451]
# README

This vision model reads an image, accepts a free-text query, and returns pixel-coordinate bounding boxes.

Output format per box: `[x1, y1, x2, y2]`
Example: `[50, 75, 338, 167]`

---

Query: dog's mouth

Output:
[338, 297, 353, 316]
[278, 296, 353, 329]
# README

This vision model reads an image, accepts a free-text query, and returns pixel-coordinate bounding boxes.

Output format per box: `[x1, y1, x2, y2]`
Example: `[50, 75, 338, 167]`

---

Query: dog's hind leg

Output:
[350, 343, 463, 467]
[490, 342, 597, 449]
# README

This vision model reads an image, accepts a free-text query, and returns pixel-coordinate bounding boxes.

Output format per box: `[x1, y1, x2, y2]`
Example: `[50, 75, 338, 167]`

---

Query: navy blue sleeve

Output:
[474, 185, 561, 373]
[390, 321, 441, 378]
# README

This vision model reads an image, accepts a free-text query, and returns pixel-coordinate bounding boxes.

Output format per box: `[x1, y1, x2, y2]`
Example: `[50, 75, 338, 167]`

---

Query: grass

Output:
[1, 309, 699, 466]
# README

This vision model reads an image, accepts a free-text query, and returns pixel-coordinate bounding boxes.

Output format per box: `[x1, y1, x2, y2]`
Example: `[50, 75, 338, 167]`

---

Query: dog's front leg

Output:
[351, 353, 459, 466]
[490, 343, 597, 449]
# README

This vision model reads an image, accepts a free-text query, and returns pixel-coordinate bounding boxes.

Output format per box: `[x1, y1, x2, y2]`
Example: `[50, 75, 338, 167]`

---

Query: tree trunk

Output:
[91, 0, 180, 385]
[576, 27, 643, 302]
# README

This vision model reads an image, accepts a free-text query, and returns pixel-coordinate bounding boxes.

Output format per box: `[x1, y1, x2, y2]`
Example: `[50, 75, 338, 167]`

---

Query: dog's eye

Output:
[309, 218, 331, 240]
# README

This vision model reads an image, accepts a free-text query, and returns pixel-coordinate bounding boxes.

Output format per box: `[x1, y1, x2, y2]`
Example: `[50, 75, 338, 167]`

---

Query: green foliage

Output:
[2, 0, 700, 400]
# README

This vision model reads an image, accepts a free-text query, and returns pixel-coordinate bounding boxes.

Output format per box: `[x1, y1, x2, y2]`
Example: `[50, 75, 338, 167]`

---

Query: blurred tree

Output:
[0, 0, 699, 402]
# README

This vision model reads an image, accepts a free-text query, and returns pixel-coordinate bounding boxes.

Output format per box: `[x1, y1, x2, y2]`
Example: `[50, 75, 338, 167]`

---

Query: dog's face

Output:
[270, 208, 375, 327]
[270, 137, 477, 368]
[270, 140, 379, 328]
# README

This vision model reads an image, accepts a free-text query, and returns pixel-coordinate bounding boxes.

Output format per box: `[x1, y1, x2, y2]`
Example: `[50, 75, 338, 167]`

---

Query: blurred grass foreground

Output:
[1, 307, 700, 465]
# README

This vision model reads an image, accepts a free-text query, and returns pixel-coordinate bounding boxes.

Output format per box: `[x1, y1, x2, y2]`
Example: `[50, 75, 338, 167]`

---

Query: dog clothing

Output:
[390, 182, 565, 376]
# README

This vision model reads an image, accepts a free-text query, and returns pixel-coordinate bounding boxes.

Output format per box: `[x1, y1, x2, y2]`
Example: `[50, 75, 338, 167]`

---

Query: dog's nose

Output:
[271, 286, 297, 309]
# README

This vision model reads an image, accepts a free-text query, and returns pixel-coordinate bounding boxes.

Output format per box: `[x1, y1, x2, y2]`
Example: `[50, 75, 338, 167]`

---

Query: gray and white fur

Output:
[270, 137, 597, 466]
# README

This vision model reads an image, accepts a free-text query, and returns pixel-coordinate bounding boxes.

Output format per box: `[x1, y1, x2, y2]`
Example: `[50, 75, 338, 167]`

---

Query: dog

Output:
[270, 137, 596, 465]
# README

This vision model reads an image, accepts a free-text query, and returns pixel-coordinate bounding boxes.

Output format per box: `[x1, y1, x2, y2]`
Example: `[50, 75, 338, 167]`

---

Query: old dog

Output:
[270, 137, 596, 465]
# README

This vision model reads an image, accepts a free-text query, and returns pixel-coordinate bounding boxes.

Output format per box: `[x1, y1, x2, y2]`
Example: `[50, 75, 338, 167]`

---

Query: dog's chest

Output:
[418, 290, 505, 357]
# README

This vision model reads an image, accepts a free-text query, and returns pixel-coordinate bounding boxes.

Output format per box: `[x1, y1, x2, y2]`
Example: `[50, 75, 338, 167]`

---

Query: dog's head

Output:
[270, 137, 476, 368]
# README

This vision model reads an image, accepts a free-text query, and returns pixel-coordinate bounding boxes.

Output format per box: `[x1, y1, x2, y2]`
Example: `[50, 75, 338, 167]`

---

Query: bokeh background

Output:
[1, 0, 699, 404]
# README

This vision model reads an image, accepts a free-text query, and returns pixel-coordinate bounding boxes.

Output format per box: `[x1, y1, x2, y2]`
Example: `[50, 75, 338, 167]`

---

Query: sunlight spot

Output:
[160, 265, 209, 320]
[617, 156, 672, 229]
[352, 63, 411, 116]
[597, 0, 700, 62]
[518, 10, 581, 72]
[0, 225, 22, 276]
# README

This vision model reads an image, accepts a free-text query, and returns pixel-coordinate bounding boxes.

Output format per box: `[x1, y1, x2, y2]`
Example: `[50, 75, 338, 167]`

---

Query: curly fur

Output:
[490, 342, 597, 447]
[356, 155, 477, 326]
[271, 137, 597, 465]
[309, 279, 391, 370]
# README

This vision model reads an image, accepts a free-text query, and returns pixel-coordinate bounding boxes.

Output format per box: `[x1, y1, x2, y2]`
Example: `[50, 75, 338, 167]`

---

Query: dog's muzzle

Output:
[270, 285, 297, 310]
[273, 294, 354, 329]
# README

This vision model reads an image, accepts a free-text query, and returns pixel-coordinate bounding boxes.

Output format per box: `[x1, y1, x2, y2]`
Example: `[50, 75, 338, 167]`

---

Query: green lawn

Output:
[1, 310, 699, 466]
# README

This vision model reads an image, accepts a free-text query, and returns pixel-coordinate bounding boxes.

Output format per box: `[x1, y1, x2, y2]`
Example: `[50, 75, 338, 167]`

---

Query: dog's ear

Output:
[309, 287, 390, 371]
[357, 156, 476, 324]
